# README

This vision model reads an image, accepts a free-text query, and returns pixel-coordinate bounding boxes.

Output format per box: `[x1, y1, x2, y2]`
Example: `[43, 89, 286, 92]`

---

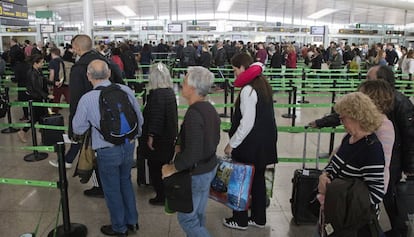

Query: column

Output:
[83, 0, 94, 37]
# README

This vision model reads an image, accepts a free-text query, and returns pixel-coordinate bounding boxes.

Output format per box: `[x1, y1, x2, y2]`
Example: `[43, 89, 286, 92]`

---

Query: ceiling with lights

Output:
[27, 0, 414, 27]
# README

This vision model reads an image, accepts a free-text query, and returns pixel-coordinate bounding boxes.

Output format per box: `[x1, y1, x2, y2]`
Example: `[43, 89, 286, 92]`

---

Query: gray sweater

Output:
[174, 101, 221, 175]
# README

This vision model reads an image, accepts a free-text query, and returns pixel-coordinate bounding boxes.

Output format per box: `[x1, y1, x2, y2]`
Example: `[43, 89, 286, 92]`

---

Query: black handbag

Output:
[163, 169, 193, 213]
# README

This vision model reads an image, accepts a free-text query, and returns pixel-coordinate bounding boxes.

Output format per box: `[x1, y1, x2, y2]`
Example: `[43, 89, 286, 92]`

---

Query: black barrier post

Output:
[142, 87, 147, 105]
[297, 68, 309, 104]
[1, 87, 19, 134]
[48, 142, 87, 237]
[219, 77, 229, 118]
[282, 78, 296, 119]
[291, 86, 297, 127]
[24, 100, 48, 162]
[230, 83, 235, 121]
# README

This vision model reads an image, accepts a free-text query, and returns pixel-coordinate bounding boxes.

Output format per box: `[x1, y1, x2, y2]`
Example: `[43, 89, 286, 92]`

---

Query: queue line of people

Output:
[3, 34, 414, 237]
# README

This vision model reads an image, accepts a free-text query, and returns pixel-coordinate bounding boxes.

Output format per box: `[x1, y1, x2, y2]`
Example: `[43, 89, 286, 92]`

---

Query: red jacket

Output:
[286, 52, 297, 68]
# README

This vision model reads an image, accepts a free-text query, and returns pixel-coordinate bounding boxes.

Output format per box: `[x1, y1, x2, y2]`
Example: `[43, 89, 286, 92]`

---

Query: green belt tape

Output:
[278, 157, 329, 163]
[0, 178, 57, 188]
[20, 145, 55, 152]
[275, 103, 333, 108]
[0, 122, 67, 130]
[9, 101, 69, 108]
[35, 124, 67, 131]
[0, 122, 30, 128]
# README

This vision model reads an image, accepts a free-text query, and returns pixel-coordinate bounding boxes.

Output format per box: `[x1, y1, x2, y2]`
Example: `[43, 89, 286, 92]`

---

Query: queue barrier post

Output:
[24, 100, 48, 162]
[48, 142, 87, 237]
[281, 78, 296, 119]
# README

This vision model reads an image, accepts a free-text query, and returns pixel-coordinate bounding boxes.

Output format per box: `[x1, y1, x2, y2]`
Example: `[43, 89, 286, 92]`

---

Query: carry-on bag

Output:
[209, 156, 255, 211]
[290, 127, 323, 225]
[40, 113, 64, 146]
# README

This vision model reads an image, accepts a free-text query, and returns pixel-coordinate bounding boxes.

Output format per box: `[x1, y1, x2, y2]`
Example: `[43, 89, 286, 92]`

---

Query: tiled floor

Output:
[0, 90, 392, 237]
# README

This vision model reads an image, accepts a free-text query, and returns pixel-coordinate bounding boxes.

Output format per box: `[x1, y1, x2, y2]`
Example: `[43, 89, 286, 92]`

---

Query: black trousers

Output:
[233, 167, 266, 226]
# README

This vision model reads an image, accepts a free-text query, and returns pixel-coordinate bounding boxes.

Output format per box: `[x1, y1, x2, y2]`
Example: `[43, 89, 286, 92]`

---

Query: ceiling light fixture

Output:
[308, 8, 338, 19]
[113, 5, 137, 17]
[217, 0, 235, 12]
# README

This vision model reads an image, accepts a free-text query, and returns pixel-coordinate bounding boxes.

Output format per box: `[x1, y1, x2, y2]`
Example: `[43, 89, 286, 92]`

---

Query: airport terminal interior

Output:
[1, 0, 414, 237]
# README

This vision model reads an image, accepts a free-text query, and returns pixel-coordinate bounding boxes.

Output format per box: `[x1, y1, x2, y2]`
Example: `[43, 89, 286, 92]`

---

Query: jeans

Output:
[96, 141, 138, 233]
[177, 167, 217, 237]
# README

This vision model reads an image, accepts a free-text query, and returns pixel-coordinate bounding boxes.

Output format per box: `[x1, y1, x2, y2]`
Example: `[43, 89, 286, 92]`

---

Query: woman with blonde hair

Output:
[138, 62, 178, 205]
[317, 92, 385, 236]
[374, 49, 387, 66]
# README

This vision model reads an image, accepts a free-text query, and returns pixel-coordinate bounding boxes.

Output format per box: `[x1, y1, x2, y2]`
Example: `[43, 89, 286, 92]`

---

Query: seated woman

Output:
[317, 92, 385, 237]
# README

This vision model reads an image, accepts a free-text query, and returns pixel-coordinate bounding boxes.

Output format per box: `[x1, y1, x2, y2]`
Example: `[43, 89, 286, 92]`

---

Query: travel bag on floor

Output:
[209, 156, 255, 211]
[290, 127, 323, 225]
[40, 113, 64, 146]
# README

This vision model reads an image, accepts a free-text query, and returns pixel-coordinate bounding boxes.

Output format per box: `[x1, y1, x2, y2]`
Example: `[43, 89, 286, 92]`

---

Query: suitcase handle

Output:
[302, 126, 321, 170]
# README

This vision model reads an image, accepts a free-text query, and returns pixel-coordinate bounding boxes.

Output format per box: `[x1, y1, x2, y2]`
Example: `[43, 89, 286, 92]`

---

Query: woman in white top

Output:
[402, 49, 414, 77]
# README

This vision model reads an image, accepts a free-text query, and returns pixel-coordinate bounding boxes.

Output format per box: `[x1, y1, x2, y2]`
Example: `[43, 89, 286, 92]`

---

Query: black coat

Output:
[315, 91, 414, 174]
[198, 51, 212, 69]
[68, 50, 123, 136]
[139, 88, 178, 162]
[26, 67, 50, 100]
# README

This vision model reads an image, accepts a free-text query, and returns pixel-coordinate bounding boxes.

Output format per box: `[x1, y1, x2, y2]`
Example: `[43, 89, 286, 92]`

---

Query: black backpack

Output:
[95, 84, 139, 145]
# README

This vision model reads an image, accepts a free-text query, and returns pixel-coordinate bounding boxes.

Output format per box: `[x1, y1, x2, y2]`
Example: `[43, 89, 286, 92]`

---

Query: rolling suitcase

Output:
[290, 127, 323, 225]
[40, 114, 64, 146]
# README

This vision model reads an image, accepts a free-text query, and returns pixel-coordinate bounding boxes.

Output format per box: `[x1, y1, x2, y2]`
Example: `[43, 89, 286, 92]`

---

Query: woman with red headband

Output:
[223, 53, 278, 230]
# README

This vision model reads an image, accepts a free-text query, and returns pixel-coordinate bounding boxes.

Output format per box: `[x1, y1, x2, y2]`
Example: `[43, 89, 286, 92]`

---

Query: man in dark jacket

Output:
[68, 34, 123, 198]
[181, 41, 197, 68]
[309, 65, 414, 237]
[386, 43, 399, 67]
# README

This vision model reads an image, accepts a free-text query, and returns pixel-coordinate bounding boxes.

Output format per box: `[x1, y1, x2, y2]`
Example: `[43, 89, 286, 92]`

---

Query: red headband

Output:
[233, 62, 265, 88]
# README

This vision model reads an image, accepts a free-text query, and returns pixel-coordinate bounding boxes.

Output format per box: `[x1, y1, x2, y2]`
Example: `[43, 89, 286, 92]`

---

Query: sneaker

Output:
[84, 186, 104, 198]
[17, 130, 27, 143]
[248, 219, 265, 228]
[223, 218, 247, 230]
[49, 160, 72, 169]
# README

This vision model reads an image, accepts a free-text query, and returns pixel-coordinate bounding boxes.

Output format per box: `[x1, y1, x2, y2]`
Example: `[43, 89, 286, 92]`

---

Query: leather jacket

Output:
[315, 91, 414, 174]
[26, 67, 50, 101]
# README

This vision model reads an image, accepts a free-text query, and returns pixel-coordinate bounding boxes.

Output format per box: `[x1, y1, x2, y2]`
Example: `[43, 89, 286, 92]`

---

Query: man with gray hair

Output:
[73, 59, 143, 236]
[162, 66, 220, 237]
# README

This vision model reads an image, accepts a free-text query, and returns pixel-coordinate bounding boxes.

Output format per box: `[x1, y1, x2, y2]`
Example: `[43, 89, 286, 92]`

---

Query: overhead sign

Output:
[338, 29, 378, 35]
[141, 26, 163, 31]
[0, 17, 27, 26]
[187, 26, 216, 31]
[40, 24, 54, 33]
[2, 0, 27, 5]
[232, 27, 255, 31]
[57, 26, 79, 32]
[94, 26, 132, 31]
[0, 2, 28, 19]
[386, 30, 404, 36]
[6, 26, 35, 32]
[35, 10, 53, 19]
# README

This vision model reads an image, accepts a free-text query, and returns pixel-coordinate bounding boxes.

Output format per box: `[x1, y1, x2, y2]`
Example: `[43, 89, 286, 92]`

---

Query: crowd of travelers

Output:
[1, 35, 414, 237]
